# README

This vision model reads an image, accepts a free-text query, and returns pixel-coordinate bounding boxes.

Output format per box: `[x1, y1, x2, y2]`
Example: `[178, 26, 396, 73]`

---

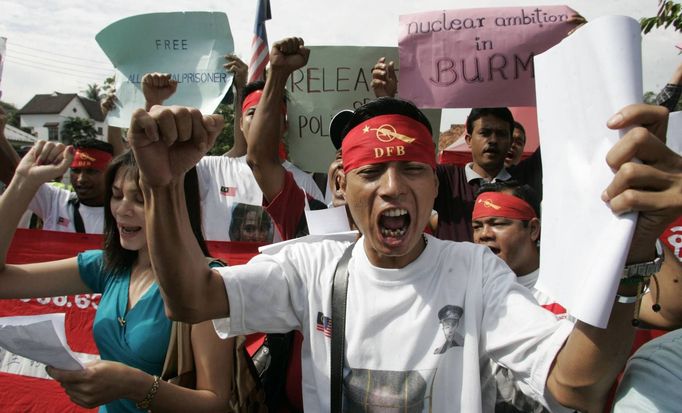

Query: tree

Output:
[101, 76, 116, 95]
[208, 103, 236, 155]
[61, 117, 97, 145]
[0, 101, 20, 128]
[641, 0, 682, 34]
[83, 83, 102, 102]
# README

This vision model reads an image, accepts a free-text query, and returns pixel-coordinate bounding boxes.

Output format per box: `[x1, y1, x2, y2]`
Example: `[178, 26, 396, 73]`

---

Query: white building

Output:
[16, 93, 107, 142]
[5, 124, 37, 150]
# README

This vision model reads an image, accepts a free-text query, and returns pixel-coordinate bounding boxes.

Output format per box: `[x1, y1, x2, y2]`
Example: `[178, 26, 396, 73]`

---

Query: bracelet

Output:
[135, 375, 160, 411]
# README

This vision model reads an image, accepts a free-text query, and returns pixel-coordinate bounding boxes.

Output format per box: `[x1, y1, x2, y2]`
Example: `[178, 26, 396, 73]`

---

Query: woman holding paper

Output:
[0, 141, 233, 412]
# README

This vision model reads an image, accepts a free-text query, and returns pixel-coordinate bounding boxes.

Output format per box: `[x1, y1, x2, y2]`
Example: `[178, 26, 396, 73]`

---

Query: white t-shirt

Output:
[518, 269, 572, 321]
[213, 235, 573, 412]
[197, 156, 265, 241]
[197, 156, 325, 241]
[282, 160, 324, 203]
[28, 184, 104, 234]
[482, 269, 575, 413]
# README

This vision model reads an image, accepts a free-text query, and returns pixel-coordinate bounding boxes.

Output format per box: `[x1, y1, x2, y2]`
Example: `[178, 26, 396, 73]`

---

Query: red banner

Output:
[1, 229, 261, 412]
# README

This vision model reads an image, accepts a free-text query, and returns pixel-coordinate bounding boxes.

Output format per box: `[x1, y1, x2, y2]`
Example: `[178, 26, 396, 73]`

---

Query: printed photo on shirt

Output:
[228, 203, 274, 243]
[433, 304, 464, 355]
[344, 368, 437, 412]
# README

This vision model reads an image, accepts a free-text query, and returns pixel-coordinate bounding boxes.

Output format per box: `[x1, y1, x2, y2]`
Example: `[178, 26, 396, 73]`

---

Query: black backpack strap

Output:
[68, 197, 86, 234]
[330, 242, 355, 413]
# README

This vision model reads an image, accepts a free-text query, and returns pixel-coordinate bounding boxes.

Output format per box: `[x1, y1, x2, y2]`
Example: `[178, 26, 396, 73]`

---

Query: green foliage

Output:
[82, 76, 115, 102]
[61, 117, 97, 145]
[83, 83, 102, 102]
[101, 76, 116, 95]
[0, 101, 20, 128]
[208, 103, 236, 155]
[641, 0, 682, 34]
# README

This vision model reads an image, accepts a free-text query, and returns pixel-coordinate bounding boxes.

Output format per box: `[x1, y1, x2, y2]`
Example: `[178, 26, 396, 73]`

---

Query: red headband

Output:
[70, 148, 112, 171]
[341, 114, 435, 173]
[472, 192, 536, 221]
[241, 89, 287, 115]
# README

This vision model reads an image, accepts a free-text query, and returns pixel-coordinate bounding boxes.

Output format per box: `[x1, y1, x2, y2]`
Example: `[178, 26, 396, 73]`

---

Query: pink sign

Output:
[399, 6, 577, 108]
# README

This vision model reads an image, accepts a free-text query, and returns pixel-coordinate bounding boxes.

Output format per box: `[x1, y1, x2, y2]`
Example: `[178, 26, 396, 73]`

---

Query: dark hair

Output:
[465, 108, 514, 137]
[103, 150, 209, 273]
[340, 97, 433, 140]
[228, 204, 273, 242]
[329, 110, 354, 150]
[475, 180, 541, 219]
[513, 121, 526, 135]
[241, 80, 288, 107]
[73, 138, 114, 155]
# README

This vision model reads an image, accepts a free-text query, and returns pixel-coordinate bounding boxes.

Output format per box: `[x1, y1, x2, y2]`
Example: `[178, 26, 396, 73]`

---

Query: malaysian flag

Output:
[248, 0, 271, 83]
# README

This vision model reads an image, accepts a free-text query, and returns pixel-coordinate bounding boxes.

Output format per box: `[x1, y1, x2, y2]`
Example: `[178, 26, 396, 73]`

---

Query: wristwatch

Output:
[622, 240, 664, 280]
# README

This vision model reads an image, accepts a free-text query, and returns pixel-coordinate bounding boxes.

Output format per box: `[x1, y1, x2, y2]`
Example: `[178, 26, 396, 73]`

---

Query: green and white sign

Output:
[96, 12, 234, 128]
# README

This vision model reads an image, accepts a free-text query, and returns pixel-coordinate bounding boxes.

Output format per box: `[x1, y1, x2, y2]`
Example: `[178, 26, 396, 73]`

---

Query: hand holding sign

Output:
[224, 54, 248, 90]
[46, 360, 133, 409]
[372, 57, 398, 98]
[604, 103, 682, 260]
[128, 106, 224, 187]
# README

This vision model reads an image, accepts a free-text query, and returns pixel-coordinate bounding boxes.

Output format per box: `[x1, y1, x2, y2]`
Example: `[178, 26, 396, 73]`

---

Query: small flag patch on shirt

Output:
[57, 217, 70, 227]
[220, 186, 237, 197]
[316, 312, 332, 337]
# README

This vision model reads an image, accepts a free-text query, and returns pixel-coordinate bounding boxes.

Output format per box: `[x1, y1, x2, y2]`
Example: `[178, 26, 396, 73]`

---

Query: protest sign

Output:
[399, 5, 577, 108]
[286, 46, 440, 173]
[534, 16, 642, 328]
[96, 12, 234, 128]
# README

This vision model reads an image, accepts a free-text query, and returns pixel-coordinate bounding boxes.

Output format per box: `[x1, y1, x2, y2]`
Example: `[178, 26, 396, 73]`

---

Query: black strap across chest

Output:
[330, 242, 355, 413]
[68, 197, 86, 234]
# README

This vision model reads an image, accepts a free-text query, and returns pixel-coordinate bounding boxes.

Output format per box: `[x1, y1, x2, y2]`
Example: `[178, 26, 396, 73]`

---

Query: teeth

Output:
[380, 227, 406, 237]
[382, 208, 407, 217]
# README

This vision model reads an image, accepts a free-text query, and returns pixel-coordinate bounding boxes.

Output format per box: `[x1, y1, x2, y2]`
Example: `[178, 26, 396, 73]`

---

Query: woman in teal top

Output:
[0, 142, 233, 412]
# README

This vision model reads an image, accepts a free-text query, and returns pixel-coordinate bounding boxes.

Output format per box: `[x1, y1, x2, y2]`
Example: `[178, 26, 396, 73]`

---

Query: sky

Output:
[0, 0, 679, 130]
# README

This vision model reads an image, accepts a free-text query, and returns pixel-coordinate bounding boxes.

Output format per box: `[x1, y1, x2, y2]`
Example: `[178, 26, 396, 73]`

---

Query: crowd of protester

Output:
[0, 19, 681, 413]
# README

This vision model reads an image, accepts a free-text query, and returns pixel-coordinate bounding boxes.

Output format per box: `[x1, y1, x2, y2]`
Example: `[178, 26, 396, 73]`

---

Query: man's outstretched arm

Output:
[129, 106, 229, 323]
[246, 37, 309, 202]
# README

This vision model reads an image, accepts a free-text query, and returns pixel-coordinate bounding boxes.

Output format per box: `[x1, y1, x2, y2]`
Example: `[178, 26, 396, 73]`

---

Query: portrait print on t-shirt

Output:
[433, 304, 464, 355]
[344, 368, 437, 412]
[228, 203, 274, 243]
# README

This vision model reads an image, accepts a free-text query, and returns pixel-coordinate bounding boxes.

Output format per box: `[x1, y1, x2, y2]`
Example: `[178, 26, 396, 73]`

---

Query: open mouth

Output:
[486, 245, 501, 255]
[119, 225, 142, 235]
[379, 208, 410, 239]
